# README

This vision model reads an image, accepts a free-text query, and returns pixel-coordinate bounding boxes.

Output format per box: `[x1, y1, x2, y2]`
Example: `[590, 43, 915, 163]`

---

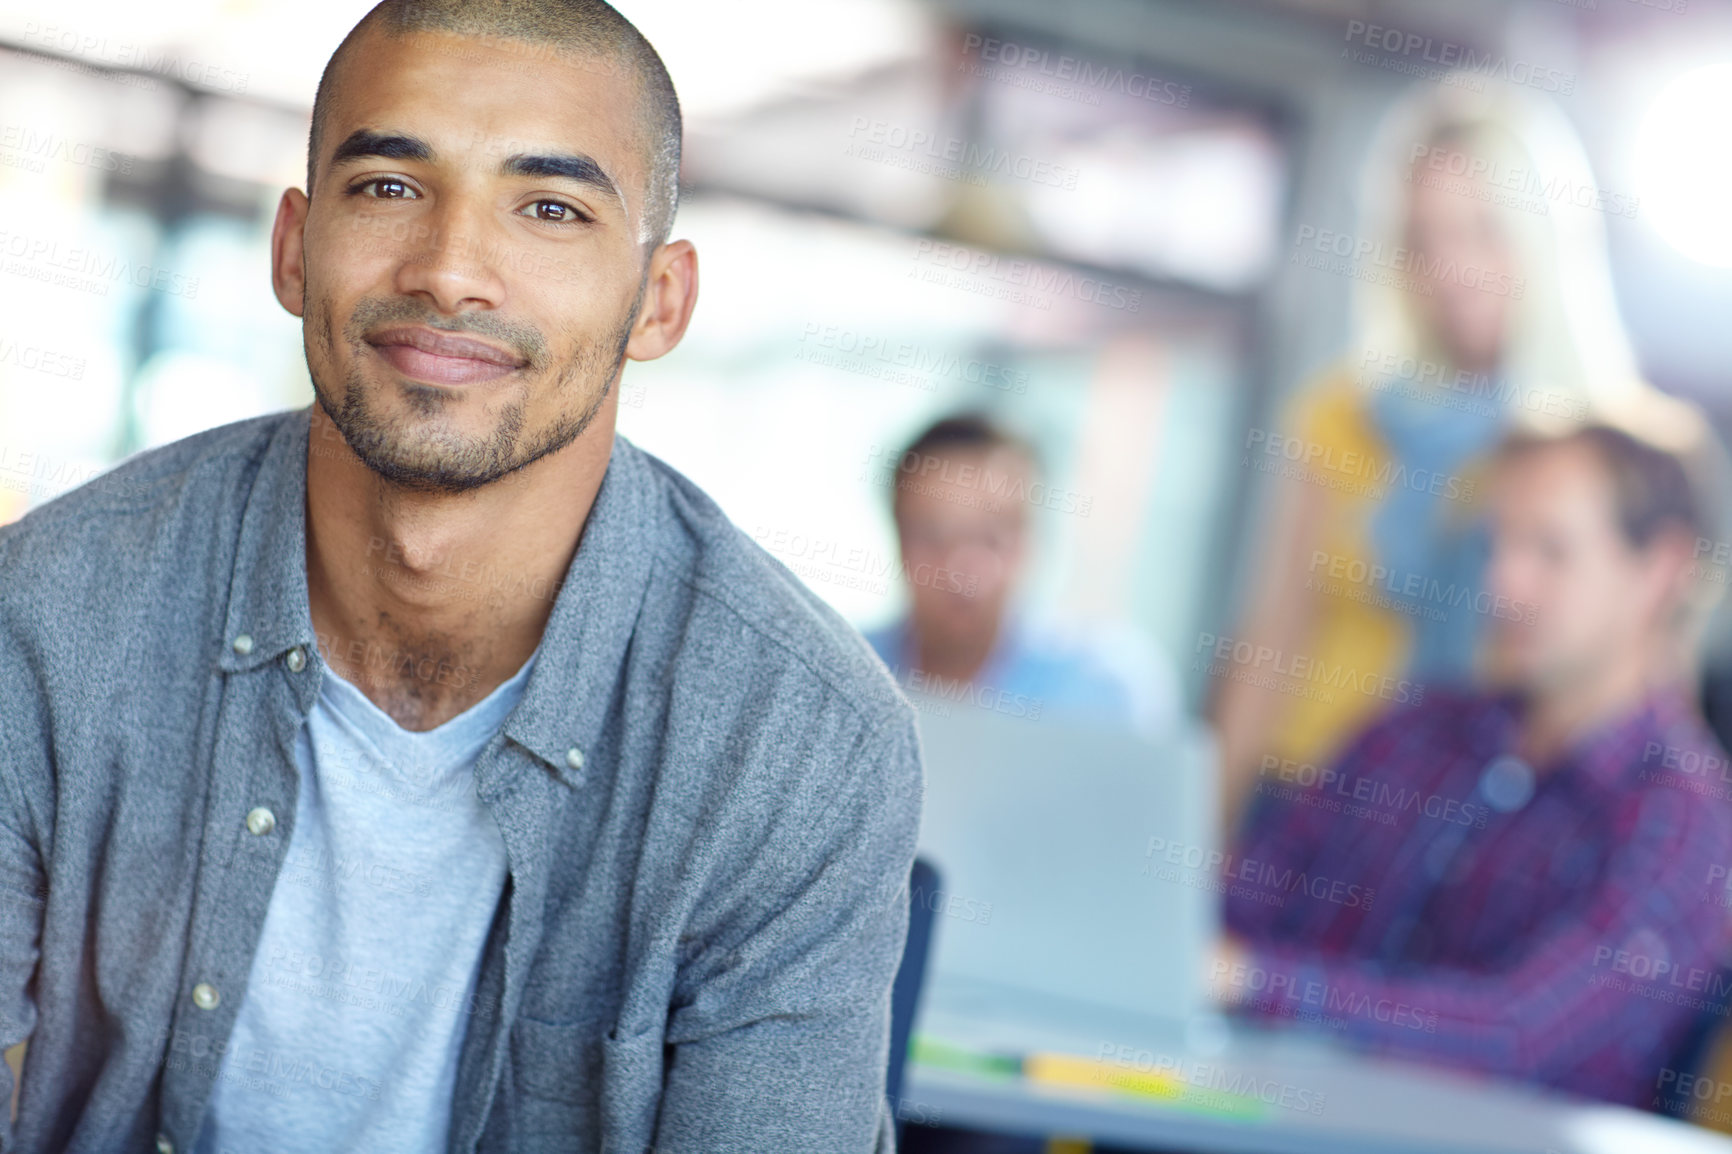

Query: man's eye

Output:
[522, 200, 585, 224]
[352, 178, 416, 200]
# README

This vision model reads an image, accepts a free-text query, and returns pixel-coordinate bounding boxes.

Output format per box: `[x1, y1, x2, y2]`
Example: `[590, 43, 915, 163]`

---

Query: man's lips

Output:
[365, 326, 528, 385]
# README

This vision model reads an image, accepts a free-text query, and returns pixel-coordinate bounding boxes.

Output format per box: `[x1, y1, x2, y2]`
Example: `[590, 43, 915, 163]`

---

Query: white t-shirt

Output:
[194, 647, 537, 1154]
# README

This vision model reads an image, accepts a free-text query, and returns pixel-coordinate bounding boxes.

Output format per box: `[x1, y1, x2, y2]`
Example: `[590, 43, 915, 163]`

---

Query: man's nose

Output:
[944, 539, 1006, 589]
[391, 195, 510, 315]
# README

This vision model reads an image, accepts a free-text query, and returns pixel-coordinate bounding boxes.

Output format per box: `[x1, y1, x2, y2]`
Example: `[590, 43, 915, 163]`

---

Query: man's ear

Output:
[1645, 523, 1700, 626]
[624, 239, 698, 363]
[271, 188, 310, 318]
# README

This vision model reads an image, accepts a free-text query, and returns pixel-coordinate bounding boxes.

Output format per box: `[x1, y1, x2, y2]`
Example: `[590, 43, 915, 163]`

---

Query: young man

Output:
[863, 414, 1178, 736]
[0, 3, 921, 1151]
[1214, 417, 1732, 1107]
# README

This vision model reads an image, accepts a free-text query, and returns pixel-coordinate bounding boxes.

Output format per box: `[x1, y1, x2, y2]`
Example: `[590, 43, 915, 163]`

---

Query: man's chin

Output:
[314, 347, 611, 494]
[349, 448, 503, 494]
[327, 415, 518, 493]
[1480, 648, 1541, 693]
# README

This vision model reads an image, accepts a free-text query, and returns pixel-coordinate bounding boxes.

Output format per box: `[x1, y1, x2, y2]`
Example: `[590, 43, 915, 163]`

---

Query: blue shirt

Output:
[862, 614, 1177, 735]
[193, 645, 538, 1154]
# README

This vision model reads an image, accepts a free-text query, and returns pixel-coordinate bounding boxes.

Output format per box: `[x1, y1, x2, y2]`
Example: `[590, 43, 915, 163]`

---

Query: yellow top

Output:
[1263, 365, 1492, 771]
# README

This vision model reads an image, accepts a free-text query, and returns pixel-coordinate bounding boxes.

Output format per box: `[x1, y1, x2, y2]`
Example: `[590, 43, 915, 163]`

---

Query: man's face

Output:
[1483, 442, 1680, 693]
[894, 446, 1032, 655]
[291, 27, 653, 491]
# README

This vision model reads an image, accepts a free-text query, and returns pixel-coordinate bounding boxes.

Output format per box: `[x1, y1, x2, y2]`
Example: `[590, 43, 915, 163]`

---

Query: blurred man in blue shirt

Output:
[863, 414, 1177, 736]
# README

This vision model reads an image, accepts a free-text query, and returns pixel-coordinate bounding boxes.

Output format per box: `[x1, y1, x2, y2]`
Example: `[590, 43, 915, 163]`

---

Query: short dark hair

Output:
[887, 413, 1040, 515]
[306, 0, 681, 248]
[1496, 421, 1712, 550]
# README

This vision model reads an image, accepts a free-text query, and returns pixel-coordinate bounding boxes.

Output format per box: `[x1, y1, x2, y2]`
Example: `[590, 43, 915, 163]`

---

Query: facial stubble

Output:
[306, 279, 645, 494]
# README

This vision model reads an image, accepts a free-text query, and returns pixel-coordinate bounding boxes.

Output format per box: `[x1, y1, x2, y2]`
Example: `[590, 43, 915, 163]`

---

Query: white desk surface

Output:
[902, 977, 1732, 1154]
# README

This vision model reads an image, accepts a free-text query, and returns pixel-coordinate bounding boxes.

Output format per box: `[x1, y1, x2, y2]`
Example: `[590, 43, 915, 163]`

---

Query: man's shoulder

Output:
[1341, 687, 1498, 766]
[1371, 686, 1489, 727]
[0, 412, 287, 546]
[1624, 699, 1732, 806]
[0, 411, 289, 607]
[621, 437, 912, 736]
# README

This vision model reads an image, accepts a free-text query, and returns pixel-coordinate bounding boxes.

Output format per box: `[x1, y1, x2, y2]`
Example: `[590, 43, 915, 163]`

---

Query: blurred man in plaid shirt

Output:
[1218, 413, 1732, 1110]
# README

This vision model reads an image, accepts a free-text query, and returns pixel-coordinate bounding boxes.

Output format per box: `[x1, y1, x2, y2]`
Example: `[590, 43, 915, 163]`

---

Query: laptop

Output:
[904, 693, 1221, 1035]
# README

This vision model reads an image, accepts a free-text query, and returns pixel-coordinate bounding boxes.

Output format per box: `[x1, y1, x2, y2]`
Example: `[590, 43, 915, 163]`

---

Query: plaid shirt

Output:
[1224, 687, 1732, 1108]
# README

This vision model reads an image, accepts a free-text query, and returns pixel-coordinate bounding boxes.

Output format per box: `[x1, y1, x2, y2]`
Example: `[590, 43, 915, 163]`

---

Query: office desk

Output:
[902, 977, 1732, 1154]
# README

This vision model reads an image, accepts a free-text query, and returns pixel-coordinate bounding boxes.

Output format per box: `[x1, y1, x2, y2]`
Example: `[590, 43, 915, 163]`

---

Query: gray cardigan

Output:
[0, 407, 923, 1152]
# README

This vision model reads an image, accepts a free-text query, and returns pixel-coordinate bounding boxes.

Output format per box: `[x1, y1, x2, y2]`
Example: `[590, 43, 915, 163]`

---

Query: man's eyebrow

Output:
[329, 129, 436, 169]
[502, 152, 628, 218]
[324, 133, 632, 225]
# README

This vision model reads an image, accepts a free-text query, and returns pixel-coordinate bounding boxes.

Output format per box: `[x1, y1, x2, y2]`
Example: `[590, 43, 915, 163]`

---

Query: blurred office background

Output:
[6, 0, 1732, 714]
[8, 0, 1732, 1145]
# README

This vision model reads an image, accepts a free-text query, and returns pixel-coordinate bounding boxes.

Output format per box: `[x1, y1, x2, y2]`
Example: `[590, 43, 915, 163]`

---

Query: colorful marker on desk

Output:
[910, 1036, 1023, 1080]
[1024, 1052, 1264, 1120]
[912, 1036, 1265, 1121]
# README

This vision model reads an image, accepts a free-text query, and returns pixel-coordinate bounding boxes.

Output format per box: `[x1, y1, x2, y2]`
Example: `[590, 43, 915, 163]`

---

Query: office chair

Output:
[888, 856, 940, 1125]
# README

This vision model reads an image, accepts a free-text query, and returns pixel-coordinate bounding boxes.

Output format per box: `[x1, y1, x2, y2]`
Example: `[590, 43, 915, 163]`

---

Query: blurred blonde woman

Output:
[1212, 74, 1674, 829]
